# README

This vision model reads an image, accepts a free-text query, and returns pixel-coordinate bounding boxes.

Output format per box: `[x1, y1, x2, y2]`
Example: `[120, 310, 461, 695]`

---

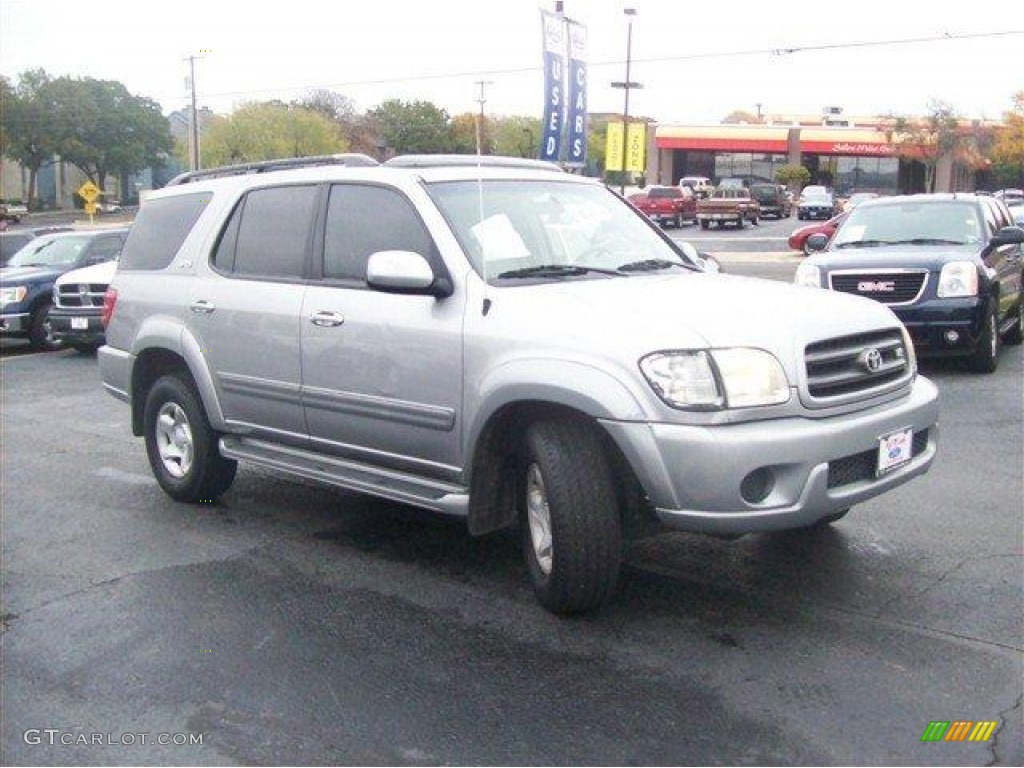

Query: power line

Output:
[155, 29, 1022, 104]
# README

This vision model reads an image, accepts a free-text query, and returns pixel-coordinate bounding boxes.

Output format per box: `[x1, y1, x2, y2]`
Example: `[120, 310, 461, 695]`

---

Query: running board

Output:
[219, 436, 469, 517]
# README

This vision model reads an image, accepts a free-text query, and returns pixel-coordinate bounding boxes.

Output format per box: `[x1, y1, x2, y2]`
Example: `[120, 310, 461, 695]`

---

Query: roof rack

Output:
[166, 153, 380, 186]
[383, 154, 564, 172]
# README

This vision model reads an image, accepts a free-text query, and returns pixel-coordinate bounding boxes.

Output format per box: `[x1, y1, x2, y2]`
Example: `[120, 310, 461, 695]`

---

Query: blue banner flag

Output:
[539, 10, 565, 162]
[566, 20, 588, 167]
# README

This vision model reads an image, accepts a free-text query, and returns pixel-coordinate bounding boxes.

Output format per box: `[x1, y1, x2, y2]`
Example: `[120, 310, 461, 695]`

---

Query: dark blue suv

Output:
[0, 228, 129, 349]
[797, 194, 1024, 373]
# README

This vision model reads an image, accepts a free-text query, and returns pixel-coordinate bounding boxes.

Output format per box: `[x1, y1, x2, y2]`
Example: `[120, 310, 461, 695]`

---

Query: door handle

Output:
[190, 299, 215, 314]
[310, 310, 345, 327]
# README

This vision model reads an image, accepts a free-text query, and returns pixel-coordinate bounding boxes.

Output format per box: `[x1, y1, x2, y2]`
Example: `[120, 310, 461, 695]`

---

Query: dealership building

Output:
[644, 113, 986, 194]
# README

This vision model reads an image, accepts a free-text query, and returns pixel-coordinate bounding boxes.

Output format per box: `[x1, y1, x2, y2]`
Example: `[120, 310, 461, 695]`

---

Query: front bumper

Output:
[890, 296, 986, 357]
[50, 307, 105, 345]
[600, 376, 939, 534]
[0, 312, 30, 335]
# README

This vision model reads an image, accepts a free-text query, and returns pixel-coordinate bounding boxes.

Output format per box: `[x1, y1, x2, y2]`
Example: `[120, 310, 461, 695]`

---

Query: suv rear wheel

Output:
[143, 374, 237, 502]
[1003, 297, 1023, 345]
[520, 420, 622, 614]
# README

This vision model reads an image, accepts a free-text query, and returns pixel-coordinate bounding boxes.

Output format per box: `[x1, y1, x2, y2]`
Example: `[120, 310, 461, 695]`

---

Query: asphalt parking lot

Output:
[1, 228, 1022, 766]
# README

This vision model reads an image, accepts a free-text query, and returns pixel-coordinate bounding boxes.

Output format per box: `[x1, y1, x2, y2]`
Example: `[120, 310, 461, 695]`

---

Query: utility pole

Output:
[184, 55, 203, 171]
[611, 8, 641, 195]
[474, 80, 492, 156]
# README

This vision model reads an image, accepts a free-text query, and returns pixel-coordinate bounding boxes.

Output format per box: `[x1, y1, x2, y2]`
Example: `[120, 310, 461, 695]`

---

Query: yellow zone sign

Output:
[77, 181, 101, 203]
[604, 122, 646, 173]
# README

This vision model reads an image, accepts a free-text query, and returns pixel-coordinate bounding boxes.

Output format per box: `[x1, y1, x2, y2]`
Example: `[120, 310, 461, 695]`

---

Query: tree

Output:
[1, 69, 60, 206]
[885, 100, 962, 193]
[200, 102, 347, 167]
[722, 110, 761, 125]
[992, 92, 1024, 188]
[369, 99, 451, 155]
[42, 76, 172, 192]
[492, 115, 541, 158]
[775, 164, 810, 189]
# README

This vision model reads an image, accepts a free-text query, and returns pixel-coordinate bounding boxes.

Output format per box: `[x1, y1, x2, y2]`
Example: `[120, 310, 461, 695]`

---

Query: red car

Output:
[788, 212, 847, 255]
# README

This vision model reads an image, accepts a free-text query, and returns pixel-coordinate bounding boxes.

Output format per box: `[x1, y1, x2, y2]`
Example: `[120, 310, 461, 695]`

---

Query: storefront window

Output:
[834, 157, 899, 195]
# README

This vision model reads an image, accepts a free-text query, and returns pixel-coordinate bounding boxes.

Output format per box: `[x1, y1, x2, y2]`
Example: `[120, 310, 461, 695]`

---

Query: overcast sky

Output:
[2, 0, 1021, 125]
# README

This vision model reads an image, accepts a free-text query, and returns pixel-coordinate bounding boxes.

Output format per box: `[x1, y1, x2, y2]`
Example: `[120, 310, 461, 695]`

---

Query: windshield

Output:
[832, 200, 985, 248]
[6, 235, 91, 268]
[427, 180, 697, 283]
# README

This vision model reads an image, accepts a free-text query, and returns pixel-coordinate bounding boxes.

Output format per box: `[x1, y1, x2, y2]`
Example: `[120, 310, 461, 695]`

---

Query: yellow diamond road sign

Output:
[77, 181, 101, 203]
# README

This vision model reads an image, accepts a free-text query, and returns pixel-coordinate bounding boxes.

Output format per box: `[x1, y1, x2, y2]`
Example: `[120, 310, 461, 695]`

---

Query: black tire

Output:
[1003, 296, 1023, 345]
[968, 304, 1000, 374]
[71, 342, 101, 354]
[674, 213, 683, 228]
[143, 374, 237, 503]
[735, 217, 744, 230]
[700, 220, 710, 230]
[520, 419, 622, 615]
[27, 302, 59, 350]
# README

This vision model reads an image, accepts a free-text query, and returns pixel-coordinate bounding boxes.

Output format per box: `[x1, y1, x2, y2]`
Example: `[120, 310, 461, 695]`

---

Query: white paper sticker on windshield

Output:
[470, 214, 531, 261]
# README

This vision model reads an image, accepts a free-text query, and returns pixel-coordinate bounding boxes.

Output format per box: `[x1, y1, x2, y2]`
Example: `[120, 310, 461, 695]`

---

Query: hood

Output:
[485, 271, 903, 378]
[0, 265, 65, 284]
[806, 244, 978, 272]
[55, 259, 118, 287]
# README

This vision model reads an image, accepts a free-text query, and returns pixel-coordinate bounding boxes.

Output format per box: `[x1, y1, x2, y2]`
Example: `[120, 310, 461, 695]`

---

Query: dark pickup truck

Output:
[750, 183, 791, 219]
[628, 186, 696, 228]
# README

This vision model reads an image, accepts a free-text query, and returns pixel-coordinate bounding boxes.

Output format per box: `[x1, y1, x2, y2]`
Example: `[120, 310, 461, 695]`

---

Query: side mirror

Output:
[989, 225, 1024, 247]
[366, 250, 452, 297]
[806, 233, 830, 252]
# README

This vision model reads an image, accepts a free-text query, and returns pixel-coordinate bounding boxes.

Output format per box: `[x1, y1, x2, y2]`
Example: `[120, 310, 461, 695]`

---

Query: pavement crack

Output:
[986, 693, 1023, 767]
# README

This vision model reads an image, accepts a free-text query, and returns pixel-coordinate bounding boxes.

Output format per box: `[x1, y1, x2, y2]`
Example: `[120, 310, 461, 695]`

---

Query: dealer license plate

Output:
[877, 427, 913, 475]
[71, 317, 89, 330]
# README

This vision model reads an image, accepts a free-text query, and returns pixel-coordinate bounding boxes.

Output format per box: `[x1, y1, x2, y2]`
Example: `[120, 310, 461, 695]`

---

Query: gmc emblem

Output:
[857, 280, 896, 293]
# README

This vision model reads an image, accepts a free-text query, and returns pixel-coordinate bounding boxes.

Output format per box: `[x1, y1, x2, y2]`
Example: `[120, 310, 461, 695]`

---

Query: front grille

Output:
[827, 430, 929, 488]
[56, 282, 107, 309]
[805, 329, 910, 400]
[829, 271, 927, 305]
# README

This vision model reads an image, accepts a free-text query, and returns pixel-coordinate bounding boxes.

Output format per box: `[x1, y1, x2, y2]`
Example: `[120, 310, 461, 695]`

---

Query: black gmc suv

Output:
[796, 193, 1024, 373]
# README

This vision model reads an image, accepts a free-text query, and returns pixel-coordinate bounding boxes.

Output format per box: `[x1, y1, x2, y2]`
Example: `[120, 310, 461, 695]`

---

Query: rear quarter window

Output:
[118, 192, 211, 271]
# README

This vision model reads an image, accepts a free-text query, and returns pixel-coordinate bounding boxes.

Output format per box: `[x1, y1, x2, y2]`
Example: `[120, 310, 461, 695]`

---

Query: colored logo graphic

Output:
[921, 721, 998, 742]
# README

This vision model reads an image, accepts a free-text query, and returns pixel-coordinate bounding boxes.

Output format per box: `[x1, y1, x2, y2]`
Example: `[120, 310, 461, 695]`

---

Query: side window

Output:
[981, 200, 1000, 237]
[232, 185, 318, 279]
[119, 192, 210, 271]
[323, 184, 435, 282]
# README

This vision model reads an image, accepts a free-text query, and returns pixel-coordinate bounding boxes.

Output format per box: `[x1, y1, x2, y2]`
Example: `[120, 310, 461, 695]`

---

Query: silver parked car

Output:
[98, 155, 939, 614]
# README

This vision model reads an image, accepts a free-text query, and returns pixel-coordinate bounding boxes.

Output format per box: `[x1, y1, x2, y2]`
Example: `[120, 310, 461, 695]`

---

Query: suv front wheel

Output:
[143, 374, 237, 502]
[520, 419, 622, 614]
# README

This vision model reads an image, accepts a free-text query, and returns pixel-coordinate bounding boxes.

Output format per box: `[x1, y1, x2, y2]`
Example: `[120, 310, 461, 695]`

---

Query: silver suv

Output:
[99, 155, 940, 614]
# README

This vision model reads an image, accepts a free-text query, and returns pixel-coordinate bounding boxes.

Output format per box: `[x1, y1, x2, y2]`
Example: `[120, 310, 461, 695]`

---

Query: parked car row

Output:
[0, 227, 129, 350]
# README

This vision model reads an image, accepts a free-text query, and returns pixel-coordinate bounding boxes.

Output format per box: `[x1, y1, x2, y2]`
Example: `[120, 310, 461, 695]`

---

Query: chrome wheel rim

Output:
[155, 402, 194, 479]
[526, 464, 553, 576]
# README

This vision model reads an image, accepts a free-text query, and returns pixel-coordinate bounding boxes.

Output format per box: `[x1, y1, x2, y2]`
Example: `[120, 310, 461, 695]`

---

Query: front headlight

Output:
[640, 349, 790, 410]
[937, 261, 978, 298]
[794, 263, 822, 288]
[0, 285, 28, 307]
[901, 324, 918, 378]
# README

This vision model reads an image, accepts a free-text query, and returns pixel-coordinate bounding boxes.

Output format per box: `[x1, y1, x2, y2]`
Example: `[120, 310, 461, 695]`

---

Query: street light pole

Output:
[611, 8, 639, 196]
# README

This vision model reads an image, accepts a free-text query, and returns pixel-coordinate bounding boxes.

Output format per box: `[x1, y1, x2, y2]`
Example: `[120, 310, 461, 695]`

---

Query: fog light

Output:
[944, 330, 960, 344]
[740, 468, 775, 504]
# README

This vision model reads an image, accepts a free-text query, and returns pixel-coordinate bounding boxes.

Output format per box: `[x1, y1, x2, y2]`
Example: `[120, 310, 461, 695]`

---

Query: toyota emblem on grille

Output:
[860, 348, 884, 373]
[857, 280, 896, 292]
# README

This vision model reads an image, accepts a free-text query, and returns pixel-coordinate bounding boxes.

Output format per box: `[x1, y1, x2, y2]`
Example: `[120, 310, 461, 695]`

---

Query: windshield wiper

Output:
[616, 258, 689, 273]
[884, 238, 969, 246]
[495, 264, 624, 279]
[834, 240, 892, 249]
